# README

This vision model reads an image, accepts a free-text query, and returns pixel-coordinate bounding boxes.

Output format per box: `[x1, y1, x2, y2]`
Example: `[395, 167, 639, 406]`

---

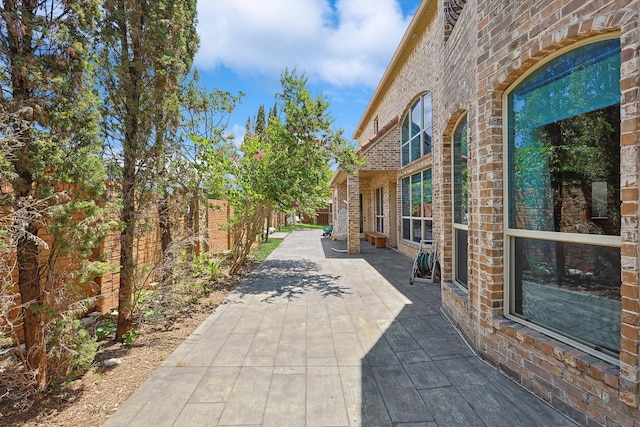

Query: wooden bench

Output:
[364, 231, 387, 248]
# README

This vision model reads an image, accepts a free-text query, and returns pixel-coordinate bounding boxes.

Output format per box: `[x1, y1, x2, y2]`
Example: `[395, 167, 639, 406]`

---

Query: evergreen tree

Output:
[98, 0, 197, 342]
[0, 0, 103, 390]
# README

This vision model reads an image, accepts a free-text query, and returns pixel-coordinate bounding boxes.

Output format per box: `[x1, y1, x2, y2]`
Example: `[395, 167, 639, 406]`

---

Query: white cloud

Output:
[195, 0, 413, 88]
[227, 123, 246, 147]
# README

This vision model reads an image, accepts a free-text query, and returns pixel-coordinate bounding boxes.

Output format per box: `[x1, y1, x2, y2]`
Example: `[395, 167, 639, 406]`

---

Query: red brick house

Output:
[330, 1, 640, 425]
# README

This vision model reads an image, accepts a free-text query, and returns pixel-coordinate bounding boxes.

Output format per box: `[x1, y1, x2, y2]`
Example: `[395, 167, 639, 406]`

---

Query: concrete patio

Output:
[104, 229, 578, 426]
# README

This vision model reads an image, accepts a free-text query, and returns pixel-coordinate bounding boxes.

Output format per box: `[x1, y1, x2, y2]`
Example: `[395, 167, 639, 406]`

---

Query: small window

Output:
[373, 116, 379, 134]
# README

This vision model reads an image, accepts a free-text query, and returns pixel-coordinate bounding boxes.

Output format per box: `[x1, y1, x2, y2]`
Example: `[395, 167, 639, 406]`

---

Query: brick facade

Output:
[6, 196, 236, 339]
[330, 0, 640, 425]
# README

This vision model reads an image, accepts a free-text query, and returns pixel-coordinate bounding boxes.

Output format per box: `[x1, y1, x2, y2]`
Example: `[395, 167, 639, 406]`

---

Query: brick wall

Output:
[349, 0, 640, 424]
[5, 194, 237, 341]
[207, 200, 232, 254]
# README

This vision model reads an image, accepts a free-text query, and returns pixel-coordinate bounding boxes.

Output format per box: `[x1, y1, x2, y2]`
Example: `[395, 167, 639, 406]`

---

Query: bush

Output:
[47, 317, 98, 379]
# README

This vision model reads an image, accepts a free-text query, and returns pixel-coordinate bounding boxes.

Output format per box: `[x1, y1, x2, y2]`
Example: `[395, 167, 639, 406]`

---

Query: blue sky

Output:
[194, 0, 422, 144]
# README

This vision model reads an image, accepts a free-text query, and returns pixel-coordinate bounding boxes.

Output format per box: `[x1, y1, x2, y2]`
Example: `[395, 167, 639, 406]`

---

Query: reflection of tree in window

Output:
[453, 116, 468, 224]
[507, 39, 622, 355]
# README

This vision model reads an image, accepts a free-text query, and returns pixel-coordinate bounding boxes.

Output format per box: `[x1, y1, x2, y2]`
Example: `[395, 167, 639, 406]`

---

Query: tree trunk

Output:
[158, 194, 172, 282]
[7, 0, 47, 390]
[117, 152, 136, 341]
[115, 0, 144, 342]
[16, 215, 47, 390]
[157, 139, 172, 284]
[194, 190, 200, 257]
[264, 208, 272, 242]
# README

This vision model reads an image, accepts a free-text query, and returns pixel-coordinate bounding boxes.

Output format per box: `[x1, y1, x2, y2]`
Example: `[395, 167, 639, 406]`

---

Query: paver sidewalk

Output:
[104, 229, 578, 426]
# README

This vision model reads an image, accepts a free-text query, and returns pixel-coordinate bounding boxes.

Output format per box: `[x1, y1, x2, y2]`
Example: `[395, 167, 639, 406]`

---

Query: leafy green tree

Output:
[0, 0, 103, 391]
[200, 69, 362, 274]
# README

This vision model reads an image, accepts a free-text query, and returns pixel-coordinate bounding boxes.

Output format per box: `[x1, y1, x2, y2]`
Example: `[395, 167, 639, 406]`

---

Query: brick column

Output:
[619, 14, 640, 408]
[347, 174, 360, 254]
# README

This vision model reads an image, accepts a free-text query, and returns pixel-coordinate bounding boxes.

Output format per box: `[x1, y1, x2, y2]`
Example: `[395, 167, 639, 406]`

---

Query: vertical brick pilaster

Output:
[619, 12, 640, 407]
[347, 174, 360, 254]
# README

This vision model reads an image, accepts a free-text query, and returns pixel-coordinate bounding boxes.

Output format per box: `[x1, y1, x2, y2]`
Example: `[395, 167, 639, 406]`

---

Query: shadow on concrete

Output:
[323, 237, 580, 426]
[232, 258, 351, 303]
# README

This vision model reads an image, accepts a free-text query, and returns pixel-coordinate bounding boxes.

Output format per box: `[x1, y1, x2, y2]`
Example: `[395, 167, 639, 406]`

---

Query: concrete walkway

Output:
[105, 229, 578, 427]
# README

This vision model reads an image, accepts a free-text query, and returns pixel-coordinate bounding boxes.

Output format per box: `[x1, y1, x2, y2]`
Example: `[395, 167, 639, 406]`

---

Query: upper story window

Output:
[401, 93, 433, 166]
[373, 116, 379, 134]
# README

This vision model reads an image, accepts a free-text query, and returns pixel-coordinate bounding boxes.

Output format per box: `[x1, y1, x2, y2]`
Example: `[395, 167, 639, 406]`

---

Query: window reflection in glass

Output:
[401, 94, 433, 166]
[508, 39, 621, 236]
[507, 38, 622, 356]
[513, 237, 621, 355]
[453, 116, 468, 225]
[402, 170, 433, 243]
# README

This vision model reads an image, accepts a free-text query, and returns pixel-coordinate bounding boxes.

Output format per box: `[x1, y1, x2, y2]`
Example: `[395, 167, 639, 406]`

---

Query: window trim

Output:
[502, 34, 622, 365]
[451, 113, 469, 291]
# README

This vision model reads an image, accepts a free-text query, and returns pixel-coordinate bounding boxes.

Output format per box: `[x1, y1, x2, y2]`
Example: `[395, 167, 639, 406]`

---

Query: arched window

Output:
[505, 37, 621, 359]
[453, 115, 468, 288]
[401, 93, 432, 166]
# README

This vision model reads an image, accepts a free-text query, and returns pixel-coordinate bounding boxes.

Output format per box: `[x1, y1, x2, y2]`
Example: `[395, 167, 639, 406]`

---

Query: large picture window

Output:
[402, 170, 432, 243]
[401, 93, 433, 166]
[506, 38, 622, 358]
[453, 115, 468, 288]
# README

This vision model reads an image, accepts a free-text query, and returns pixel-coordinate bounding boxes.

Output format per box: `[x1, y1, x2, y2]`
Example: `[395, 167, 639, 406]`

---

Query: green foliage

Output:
[95, 322, 116, 340]
[197, 69, 362, 274]
[48, 317, 99, 379]
[122, 330, 137, 346]
[252, 238, 284, 262]
[193, 252, 222, 281]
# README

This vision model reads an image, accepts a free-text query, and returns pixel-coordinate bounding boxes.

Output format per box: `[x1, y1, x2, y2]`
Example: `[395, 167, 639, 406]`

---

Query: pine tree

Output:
[0, 0, 102, 390]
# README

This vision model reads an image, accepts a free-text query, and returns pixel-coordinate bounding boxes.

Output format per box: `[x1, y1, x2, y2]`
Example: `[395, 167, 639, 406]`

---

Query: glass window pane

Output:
[512, 237, 621, 354]
[422, 220, 433, 241]
[401, 115, 410, 166]
[513, 39, 621, 129]
[455, 229, 468, 287]
[402, 177, 410, 216]
[401, 114, 410, 143]
[423, 93, 433, 155]
[453, 116, 468, 224]
[508, 39, 621, 235]
[411, 100, 421, 138]
[411, 135, 421, 162]
[508, 105, 620, 234]
[412, 219, 422, 243]
[423, 169, 432, 218]
[402, 219, 411, 240]
[402, 142, 410, 166]
[411, 173, 422, 217]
